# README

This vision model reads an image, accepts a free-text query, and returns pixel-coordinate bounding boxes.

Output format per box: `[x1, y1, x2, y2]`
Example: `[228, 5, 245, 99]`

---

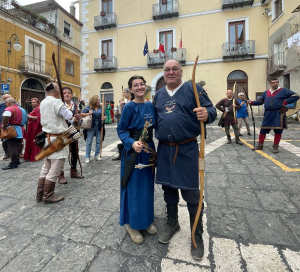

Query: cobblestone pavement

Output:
[0, 118, 300, 272]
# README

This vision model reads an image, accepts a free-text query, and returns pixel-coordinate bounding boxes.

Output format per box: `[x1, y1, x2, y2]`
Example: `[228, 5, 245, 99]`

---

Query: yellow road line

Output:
[235, 134, 300, 172]
[243, 140, 300, 142]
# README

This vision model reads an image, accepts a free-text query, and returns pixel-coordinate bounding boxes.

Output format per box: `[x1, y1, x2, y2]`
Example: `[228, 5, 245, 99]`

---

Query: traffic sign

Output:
[1, 84, 10, 94]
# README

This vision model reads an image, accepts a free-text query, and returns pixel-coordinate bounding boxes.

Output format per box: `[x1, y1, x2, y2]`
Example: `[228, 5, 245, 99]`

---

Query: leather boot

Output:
[158, 205, 180, 243]
[127, 225, 143, 244]
[252, 143, 263, 151]
[112, 143, 124, 161]
[58, 171, 68, 184]
[70, 169, 84, 179]
[36, 177, 45, 202]
[2, 162, 18, 170]
[235, 137, 243, 145]
[43, 180, 64, 204]
[190, 211, 204, 261]
[227, 135, 231, 144]
[272, 144, 279, 153]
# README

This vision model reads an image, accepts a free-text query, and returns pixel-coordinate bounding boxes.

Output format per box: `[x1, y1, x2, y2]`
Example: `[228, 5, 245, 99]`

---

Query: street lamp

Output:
[7, 34, 22, 53]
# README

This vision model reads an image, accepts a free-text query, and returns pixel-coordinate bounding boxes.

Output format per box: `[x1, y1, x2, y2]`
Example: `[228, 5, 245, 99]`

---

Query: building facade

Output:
[0, 0, 82, 111]
[265, 0, 300, 103]
[79, 0, 275, 112]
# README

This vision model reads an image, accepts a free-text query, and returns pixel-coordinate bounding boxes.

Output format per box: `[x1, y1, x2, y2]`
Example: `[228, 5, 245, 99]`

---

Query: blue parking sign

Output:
[1, 84, 10, 94]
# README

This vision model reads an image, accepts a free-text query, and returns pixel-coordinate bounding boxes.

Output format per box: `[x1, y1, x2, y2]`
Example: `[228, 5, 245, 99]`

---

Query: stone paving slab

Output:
[0, 119, 299, 271]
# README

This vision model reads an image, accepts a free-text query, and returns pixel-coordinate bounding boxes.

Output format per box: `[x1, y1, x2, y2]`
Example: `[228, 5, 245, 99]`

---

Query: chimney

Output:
[70, 4, 75, 17]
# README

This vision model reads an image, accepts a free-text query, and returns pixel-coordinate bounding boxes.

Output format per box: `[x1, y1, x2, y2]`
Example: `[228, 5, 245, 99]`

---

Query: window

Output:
[102, 0, 112, 14]
[102, 39, 113, 57]
[66, 59, 74, 75]
[274, 0, 283, 18]
[229, 21, 245, 43]
[28, 41, 42, 72]
[159, 30, 173, 51]
[64, 21, 71, 36]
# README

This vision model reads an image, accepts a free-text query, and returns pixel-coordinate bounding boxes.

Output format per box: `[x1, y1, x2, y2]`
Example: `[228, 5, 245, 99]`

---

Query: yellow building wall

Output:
[0, 17, 81, 101]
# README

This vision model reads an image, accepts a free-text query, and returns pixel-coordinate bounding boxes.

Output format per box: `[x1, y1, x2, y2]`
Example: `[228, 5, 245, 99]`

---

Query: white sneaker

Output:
[96, 155, 102, 161]
[85, 158, 90, 163]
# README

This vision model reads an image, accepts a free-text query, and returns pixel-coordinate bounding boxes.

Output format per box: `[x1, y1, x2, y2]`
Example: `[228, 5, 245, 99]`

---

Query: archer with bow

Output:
[215, 88, 243, 145]
[153, 59, 217, 261]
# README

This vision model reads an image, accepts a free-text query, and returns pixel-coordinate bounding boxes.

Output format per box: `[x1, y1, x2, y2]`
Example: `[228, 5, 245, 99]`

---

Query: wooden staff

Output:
[191, 55, 205, 248]
[122, 85, 124, 101]
[99, 94, 105, 160]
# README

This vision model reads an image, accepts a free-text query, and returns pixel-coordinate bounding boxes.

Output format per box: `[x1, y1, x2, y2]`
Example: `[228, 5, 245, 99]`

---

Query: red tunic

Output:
[24, 106, 42, 162]
[110, 103, 114, 122]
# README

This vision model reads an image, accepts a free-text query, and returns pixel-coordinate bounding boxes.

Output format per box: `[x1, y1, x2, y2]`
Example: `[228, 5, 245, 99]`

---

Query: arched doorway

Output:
[227, 70, 248, 97]
[21, 78, 46, 113]
[100, 82, 114, 102]
[156, 76, 166, 91]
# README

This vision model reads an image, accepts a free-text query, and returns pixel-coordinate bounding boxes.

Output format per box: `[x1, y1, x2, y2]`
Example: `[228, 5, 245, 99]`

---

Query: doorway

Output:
[227, 70, 248, 98]
[156, 76, 166, 91]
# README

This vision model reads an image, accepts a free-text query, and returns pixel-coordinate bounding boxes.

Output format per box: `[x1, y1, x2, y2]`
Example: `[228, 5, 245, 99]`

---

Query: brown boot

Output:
[36, 177, 45, 202]
[272, 144, 279, 153]
[252, 143, 263, 151]
[58, 171, 68, 184]
[43, 180, 64, 204]
[70, 169, 84, 179]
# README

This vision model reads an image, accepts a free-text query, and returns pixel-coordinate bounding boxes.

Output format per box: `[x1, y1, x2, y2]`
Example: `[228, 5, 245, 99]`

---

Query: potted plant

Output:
[101, 54, 106, 59]
[11, 0, 20, 9]
[48, 22, 55, 29]
[162, 0, 167, 4]
[171, 47, 177, 52]
[100, 11, 106, 16]
[153, 49, 159, 53]
[39, 16, 48, 24]
[236, 38, 243, 44]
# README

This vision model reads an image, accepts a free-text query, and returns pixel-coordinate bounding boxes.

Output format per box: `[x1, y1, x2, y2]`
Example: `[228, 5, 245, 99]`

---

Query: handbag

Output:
[0, 126, 17, 140]
[80, 115, 92, 129]
[0, 107, 17, 140]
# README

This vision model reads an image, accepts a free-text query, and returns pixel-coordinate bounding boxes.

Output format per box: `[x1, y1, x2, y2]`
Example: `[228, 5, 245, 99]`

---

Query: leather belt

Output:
[160, 137, 197, 163]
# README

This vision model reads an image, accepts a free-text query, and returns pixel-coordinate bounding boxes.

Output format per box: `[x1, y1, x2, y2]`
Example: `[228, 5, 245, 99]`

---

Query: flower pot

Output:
[100, 11, 106, 16]
[171, 47, 177, 52]
[162, 1, 167, 4]
[101, 54, 106, 59]
[153, 49, 159, 53]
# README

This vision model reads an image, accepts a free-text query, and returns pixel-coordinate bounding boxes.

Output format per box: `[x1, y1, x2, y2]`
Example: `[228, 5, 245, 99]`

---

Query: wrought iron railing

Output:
[0, 0, 56, 36]
[152, 0, 179, 19]
[267, 52, 286, 75]
[222, 40, 255, 57]
[147, 48, 186, 67]
[21, 55, 53, 77]
[222, 0, 254, 8]
[94, 56, 117, 71]
[94, 12, 117, 29]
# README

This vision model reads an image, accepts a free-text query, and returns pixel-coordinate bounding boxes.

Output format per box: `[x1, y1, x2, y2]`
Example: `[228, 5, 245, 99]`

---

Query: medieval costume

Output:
[64, 100, 83, 179]
[24, 100, 42, 162]
[36, 83, 73, 204]
[2, 103, 23, 170]
[153, 82, 217, 259]
[251, 87, 299, 153]
[110, 102, 114, 122]
[215, 97, 243, 144]
[105, 103, 112, 124]
[237, 94, 251, 136]
[117, 101, 156, 231]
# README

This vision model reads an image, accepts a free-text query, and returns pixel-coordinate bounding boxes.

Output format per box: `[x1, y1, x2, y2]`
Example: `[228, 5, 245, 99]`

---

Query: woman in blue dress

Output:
[237, 92, 251, 136]
[117, 75, 157, 244]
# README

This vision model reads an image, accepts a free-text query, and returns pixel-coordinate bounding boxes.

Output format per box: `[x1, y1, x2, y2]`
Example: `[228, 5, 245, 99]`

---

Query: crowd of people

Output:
[0, 58, 299, 261]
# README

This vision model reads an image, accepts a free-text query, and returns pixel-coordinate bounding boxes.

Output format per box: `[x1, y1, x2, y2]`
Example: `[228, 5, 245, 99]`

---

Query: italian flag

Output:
[159, 35, 165, 53]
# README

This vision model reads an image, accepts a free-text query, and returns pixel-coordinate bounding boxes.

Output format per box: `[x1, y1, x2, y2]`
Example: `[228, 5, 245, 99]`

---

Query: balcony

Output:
[20, 56, 53, 78]
[147, 48, 186, 68]
[94, 56, 117, 72]
[222, 40, 255, 60]
[94, 12, 117, 30]
[0, 0, 56, 36]
[152, 0, 179, 20]
[222, 0, 254, 9]
[267, 52, 286, 75]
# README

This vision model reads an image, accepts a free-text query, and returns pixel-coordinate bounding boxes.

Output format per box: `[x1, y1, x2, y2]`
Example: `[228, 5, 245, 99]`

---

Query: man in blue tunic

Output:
[153, 59, 217, 260]
[248, 77, 299, 153]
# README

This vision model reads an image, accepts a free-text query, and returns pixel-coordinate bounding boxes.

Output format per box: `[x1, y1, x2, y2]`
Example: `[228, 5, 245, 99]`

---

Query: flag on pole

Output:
[159, 35, 165, 53]
[143, 35, 148, 56]
[179, 28, 182, 48]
